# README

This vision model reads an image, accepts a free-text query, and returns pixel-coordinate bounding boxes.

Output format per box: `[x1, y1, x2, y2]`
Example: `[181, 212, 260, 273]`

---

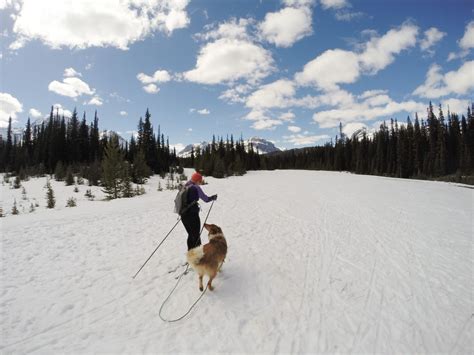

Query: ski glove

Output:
[210, 194, 218, 201]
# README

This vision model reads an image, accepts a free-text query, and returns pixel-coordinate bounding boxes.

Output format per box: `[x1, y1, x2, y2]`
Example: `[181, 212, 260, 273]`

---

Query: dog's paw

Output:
[199, 286, 204, 292]
[208, 285, 214, 291]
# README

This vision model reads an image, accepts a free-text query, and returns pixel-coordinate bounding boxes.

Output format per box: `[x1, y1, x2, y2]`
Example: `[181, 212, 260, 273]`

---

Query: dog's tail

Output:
[186, 245, 204, 266]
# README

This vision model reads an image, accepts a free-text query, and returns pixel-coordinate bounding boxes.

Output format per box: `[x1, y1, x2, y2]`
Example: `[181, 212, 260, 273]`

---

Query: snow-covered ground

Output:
[1, 170, 472, 353]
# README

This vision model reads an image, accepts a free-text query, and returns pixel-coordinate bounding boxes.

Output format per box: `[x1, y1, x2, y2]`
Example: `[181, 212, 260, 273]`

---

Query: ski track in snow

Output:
[1, 170, 473, 353]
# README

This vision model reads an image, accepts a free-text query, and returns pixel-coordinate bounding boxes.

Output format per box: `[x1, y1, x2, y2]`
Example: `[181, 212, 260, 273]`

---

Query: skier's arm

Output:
[195, 185, 212, 202]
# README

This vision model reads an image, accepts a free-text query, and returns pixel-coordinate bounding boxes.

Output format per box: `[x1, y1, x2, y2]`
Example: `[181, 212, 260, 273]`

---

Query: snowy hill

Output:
[178, 137, 280, 157]
[1, 171, 472, 353]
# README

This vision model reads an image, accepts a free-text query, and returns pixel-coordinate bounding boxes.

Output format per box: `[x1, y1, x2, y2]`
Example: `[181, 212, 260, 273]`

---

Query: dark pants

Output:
[181, 210, 201, 250]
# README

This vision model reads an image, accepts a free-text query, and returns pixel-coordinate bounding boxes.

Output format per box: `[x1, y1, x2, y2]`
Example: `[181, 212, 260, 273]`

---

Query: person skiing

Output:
[181, 172, 217, 250]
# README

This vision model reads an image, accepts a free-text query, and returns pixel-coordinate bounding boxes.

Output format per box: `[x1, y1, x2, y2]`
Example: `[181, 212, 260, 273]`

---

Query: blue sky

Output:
[1, 0, 473, 151]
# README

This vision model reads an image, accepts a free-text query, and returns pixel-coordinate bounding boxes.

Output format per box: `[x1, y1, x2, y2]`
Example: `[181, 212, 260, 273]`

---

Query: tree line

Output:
[0, 107, 178, 197]
[2, 102, 473, 187]
[180, 135, 260, 178]
[180, 103, 474, 183]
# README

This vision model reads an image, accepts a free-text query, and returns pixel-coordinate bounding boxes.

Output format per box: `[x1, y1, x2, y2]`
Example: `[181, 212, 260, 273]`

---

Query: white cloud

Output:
[258, 6, 312, 47]
[447, 52, 459, 62]
[359, 89, 388, 99]
[442, 62, 474, 95]
[342, 122, 367, 137]
[28, 108, 42, 119]
[459, 21, 474, 50]
[197, 18, 252, 42]
[244, 109, 270, 121]
[52, 103, 72, 118]
[187, 128, 193, 132]
[242, 86, 356, 131]
[137, 70, 171, 93]
[0, 92, 23, 127]
[334, 10, 364, 21]
[284, 0, 315, 7]
[251, 119, 283, 130]
[64, 67, 82, 77]
[137, 70, 171, 84]
[184, 19, 274, 85]
[86, 96, 103, 106]
[143, 84, 159, 94]
[358, 23, 418, 74]
[319, 0, 364, 21]
[294, 22, 418, 91]
[312, 94, 426, 128]
[119, 111, 128, 116]
[441, 98, 470, 115]
[420, 27, 446, 53]
[183, 38, 274, 85]
[48, 77, 94, 98]
[413, 61, 474, 98]
[0, 0, 9, 10]
[448, 21, 474, 61]
[219, 84, 252, 103]
[85, 63, 93, 70]
[246, 79, 296, 110]
[283, 133, 330, 145]
[295, 49, 360, 90]
[288, 125, 301, 133]
[197, 108, 210, 115]
[9, 0, 190, 50]
[279, 111, 296, 122]
[110, 92, 130, 103]
[320, 0, 349, 10]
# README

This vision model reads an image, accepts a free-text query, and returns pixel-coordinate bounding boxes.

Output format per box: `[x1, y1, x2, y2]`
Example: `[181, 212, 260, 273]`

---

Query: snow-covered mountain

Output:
[99, 130, 127, 147]
[177, 137, 280, 157]
[244, 136, 280, 154]
[0, 127, 23, 142]
[177, 141, 209, 158]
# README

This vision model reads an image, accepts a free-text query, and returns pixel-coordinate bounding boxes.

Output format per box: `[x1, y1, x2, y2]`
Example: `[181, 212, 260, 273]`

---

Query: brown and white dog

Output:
[187, 223, 227, 291]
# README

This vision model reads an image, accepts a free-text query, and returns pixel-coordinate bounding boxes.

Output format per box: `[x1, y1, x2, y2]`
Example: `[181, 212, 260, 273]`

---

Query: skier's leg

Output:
[186, 211, 201, 250]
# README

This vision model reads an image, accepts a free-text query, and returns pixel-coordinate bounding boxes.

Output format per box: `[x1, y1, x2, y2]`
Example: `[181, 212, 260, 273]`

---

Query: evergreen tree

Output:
[67, 108, 80, 163]
[24, 117, 33, 165]
[65, 166, 75, 186]
[121, 162, 134, 197]
[54, 161, 66, 181]
[132, 149, 151, 184]
[11, 199, 19, 215]
[4, 117, 13, 170]
[46, 180, 56, 208]
[435, 104, 447, 176]
[90, 111, 100, 161]
[101, 136, 125, 199]
[79, 113, 89, 162]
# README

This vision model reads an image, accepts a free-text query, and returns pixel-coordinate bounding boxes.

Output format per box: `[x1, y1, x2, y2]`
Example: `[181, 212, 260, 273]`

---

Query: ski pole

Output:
[199, 199, 215, 236]
[132, 218, 182, 279]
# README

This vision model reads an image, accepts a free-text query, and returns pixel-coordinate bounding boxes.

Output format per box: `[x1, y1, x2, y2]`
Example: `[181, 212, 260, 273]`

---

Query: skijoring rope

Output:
[158, 200, 216, 322]
[132, 218, 182, 279]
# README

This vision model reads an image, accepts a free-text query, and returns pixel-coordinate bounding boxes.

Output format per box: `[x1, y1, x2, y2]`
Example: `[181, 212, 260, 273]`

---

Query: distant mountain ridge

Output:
[177, 137, 280, 157]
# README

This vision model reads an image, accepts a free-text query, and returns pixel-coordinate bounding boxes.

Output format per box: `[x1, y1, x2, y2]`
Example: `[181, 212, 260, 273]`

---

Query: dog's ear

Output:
[210, 225, 222, 234]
